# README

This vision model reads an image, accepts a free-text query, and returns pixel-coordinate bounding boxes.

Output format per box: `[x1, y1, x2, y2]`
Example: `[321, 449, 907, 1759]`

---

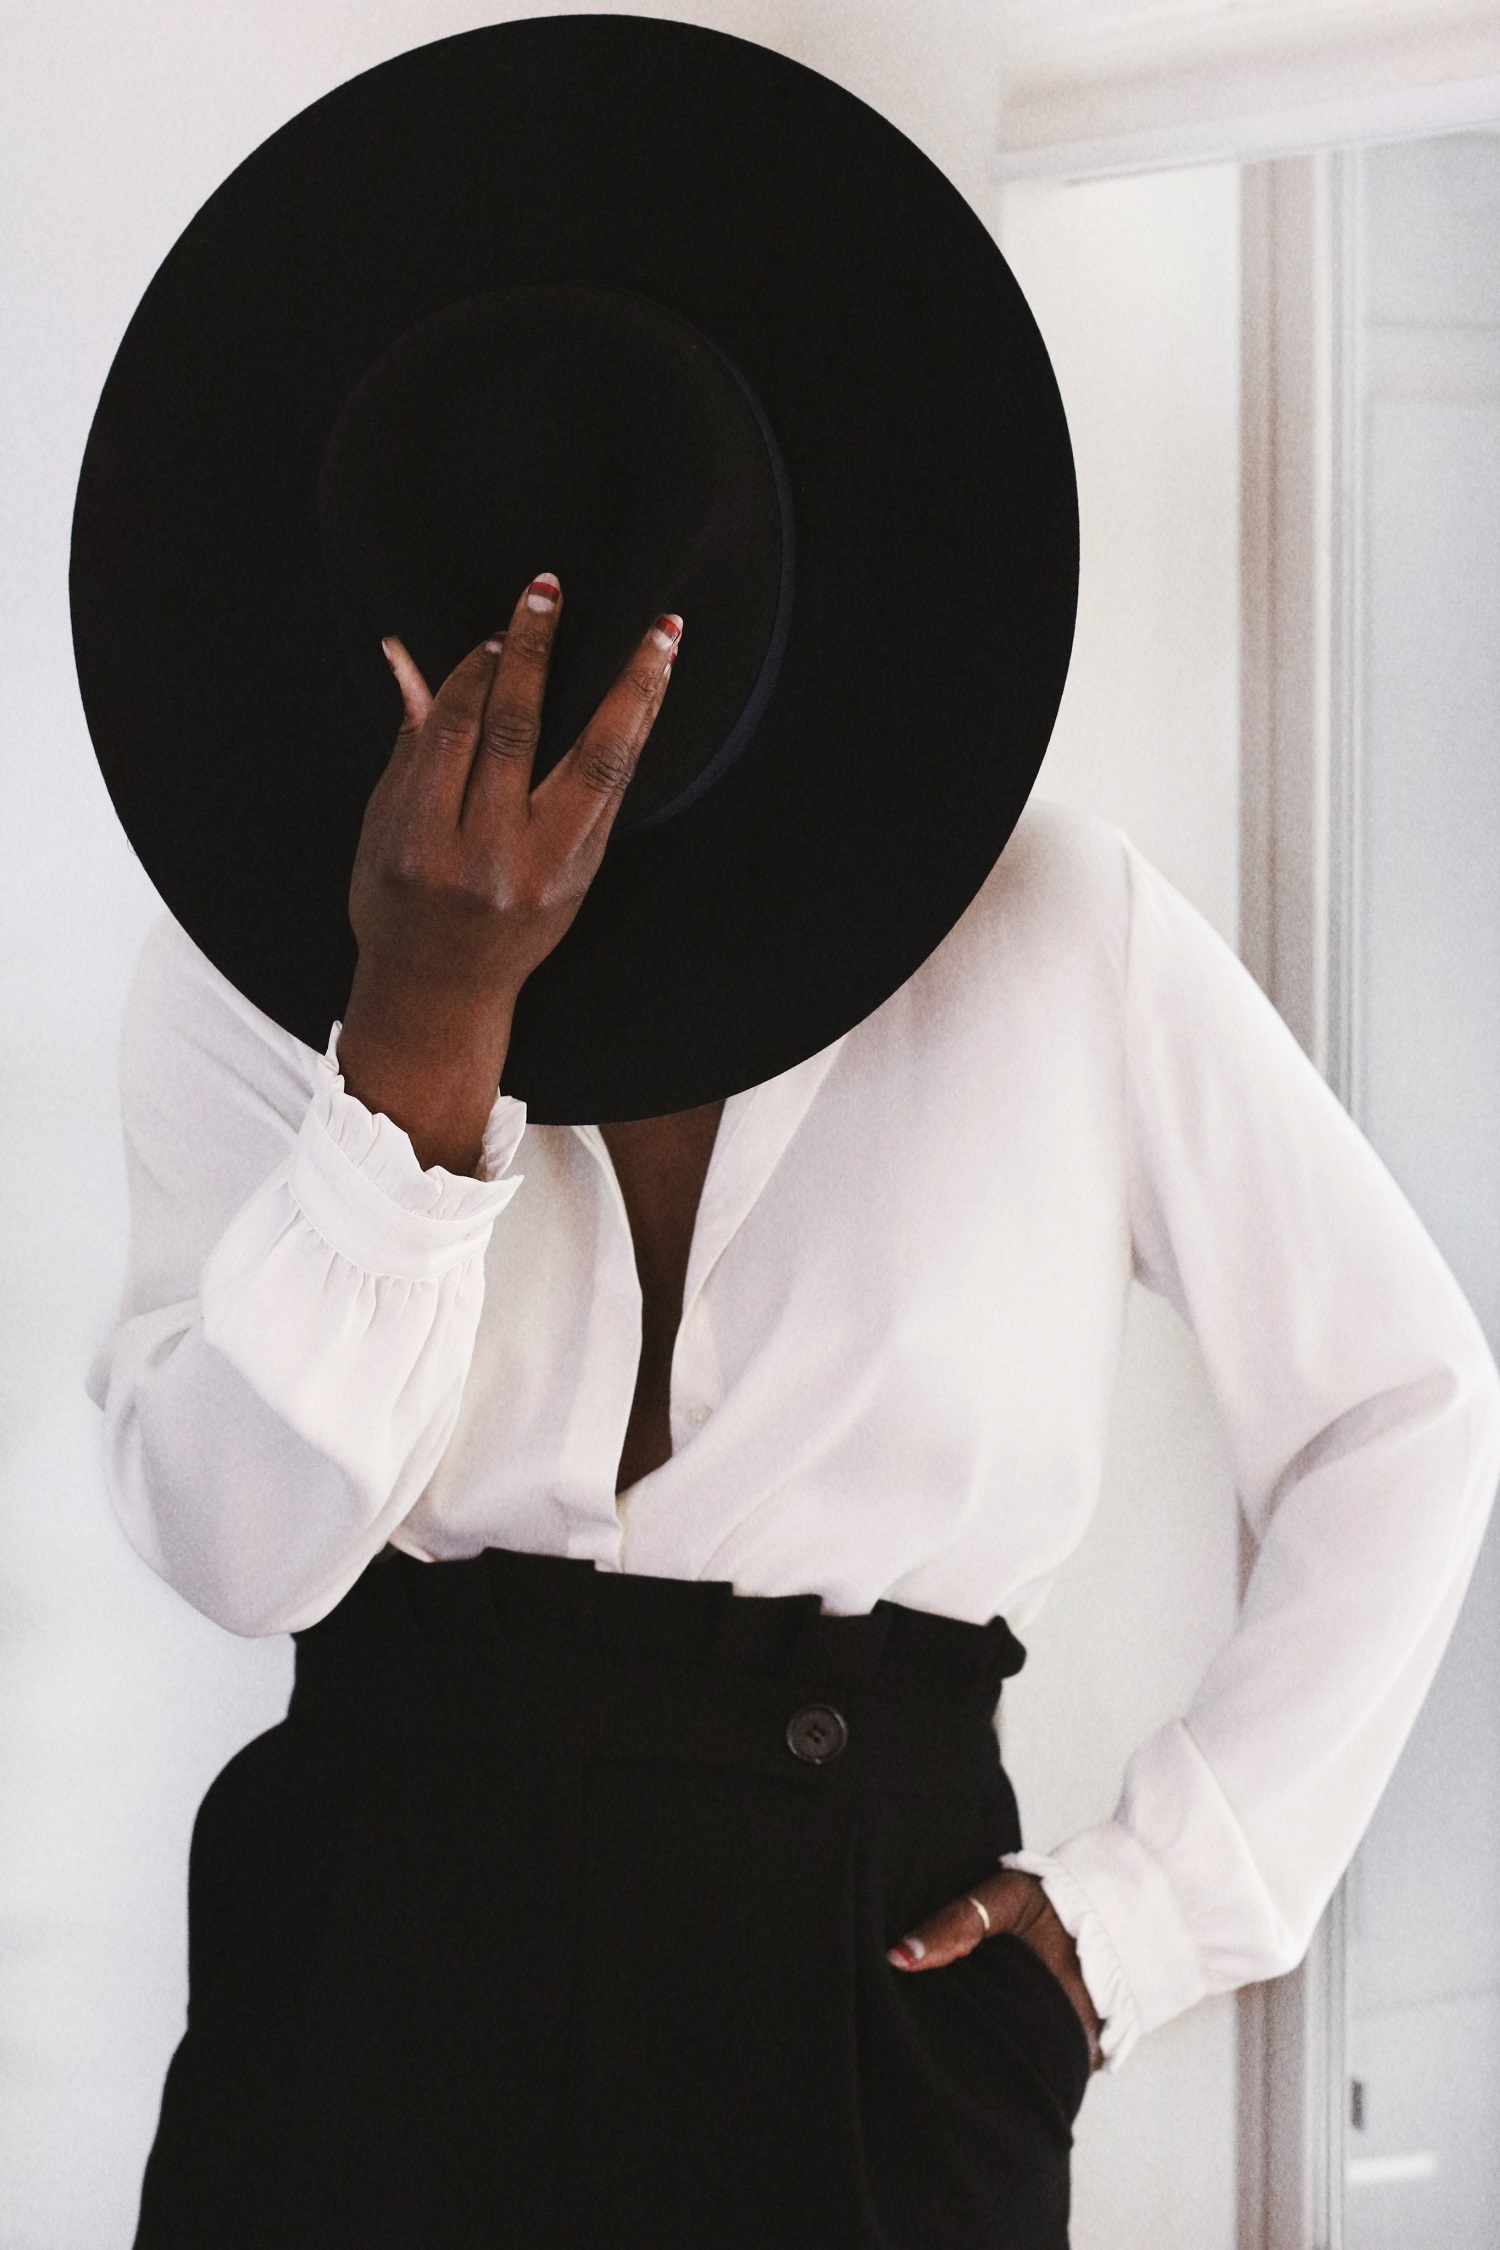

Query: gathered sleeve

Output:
[1005, 836, 1500, 2067]
[90, 917, 526, 1637]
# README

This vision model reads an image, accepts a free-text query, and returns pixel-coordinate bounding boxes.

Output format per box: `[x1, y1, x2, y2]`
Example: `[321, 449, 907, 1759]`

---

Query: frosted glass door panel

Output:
[1342, 132, 1500, 2249]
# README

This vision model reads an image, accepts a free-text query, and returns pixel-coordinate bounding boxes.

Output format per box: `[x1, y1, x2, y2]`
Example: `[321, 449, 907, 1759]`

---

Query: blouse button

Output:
[683, 1401, 712, 1429]
[785, 1703, 849, 1765]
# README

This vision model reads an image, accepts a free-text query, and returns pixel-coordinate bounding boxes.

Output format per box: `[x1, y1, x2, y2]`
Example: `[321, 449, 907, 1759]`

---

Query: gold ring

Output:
[964, 1893, 992, 1934]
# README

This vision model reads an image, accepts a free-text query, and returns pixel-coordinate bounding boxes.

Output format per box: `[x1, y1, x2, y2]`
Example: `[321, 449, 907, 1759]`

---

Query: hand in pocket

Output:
[886, 1868, 1102, 2074]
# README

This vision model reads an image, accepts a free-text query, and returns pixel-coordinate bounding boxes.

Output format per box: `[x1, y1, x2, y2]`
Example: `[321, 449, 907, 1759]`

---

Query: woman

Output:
[96, 567, 1500, 2247]
[77, 20, 1500, 2250]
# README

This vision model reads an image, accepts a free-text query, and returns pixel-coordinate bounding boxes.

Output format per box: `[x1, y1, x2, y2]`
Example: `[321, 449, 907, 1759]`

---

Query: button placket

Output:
[667, 1039, 848, 1446]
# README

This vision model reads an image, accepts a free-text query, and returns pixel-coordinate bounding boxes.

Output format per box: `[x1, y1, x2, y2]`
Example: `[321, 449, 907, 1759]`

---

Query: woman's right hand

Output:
[337, 574, 682, 1174]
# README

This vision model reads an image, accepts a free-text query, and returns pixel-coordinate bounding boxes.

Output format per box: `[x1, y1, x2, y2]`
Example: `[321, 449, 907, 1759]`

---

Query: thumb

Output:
[381, 634, 435, 732]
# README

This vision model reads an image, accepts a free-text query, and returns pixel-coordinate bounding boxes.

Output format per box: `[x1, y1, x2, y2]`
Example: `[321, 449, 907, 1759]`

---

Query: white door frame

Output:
[1236, 145, 1368, 2250]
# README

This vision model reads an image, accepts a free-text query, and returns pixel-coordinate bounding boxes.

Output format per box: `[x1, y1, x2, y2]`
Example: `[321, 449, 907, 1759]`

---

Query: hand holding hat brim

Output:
[340, 576, 682, 1171]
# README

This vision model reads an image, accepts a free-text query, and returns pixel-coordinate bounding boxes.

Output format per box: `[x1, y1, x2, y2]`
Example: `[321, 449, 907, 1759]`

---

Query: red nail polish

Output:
[651, 614, 683, 649]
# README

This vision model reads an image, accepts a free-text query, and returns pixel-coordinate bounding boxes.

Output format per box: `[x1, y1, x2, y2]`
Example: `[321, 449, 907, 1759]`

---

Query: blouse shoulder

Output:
[990, 797, 1133, 926]
[932, 796, 1134, 994]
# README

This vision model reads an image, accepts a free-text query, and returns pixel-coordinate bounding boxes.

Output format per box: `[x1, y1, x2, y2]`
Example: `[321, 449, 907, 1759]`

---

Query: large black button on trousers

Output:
[133, 1548, 1089, 2249]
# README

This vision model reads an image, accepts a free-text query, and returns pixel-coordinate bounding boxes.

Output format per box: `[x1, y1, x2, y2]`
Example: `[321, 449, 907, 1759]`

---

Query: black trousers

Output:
[134, 1550, 1090, 2249]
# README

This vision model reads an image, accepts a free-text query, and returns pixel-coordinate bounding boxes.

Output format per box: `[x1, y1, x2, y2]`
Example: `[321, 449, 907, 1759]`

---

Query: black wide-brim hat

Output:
[70, 14, 1077, 1123]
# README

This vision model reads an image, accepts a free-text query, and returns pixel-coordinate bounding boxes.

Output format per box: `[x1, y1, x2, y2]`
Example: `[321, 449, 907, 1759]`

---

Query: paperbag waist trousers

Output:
[133, 1548, 1091, 2250]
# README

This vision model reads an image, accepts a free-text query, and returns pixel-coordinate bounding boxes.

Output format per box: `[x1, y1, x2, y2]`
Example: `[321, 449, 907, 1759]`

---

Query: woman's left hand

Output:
[887, 1869, 1104, 2074]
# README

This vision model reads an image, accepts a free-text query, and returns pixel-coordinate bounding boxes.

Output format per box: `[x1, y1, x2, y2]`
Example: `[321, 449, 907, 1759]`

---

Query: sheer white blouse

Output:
[90, 799, 1500, 2070]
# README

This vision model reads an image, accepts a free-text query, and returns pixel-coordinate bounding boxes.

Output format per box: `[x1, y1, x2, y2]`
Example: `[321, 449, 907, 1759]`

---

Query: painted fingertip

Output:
[485, 636, 505, 653]
[650, 613, 684, 652]
[525, 572, 561, 612]
[380, 637, 397, 668]
[887, 1937, 925, 1967]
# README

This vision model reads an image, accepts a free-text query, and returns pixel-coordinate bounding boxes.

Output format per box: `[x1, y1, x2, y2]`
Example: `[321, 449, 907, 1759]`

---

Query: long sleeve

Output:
[91, 917, 526, 1637]
[1007, 835, 1500, 2067]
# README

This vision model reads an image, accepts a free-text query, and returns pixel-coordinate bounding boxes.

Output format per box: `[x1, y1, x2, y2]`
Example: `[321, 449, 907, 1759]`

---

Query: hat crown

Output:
[315, 283, 792, 832]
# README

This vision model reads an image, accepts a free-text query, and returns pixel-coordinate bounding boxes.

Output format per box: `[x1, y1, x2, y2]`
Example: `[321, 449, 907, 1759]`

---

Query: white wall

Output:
[1, 7, 1245, 2244]
[999, 166, 1245, 2250]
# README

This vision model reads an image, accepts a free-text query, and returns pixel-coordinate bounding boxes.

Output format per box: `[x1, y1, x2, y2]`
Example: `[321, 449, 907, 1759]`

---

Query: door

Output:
[1338, 129, 1500, 2248]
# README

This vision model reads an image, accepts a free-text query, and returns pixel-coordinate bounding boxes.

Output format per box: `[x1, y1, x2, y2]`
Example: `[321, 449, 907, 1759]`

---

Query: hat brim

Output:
[70, 13, 1077, 1123]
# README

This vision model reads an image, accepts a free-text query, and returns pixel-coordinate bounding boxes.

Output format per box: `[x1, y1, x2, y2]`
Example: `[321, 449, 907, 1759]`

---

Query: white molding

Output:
[1237, 149, 1362, 2250]
[1325, 153, 1367, 1128]
[1238, 155, 1337, 1074]
[991, 21, 1500, 182]
[994, 76, 1500, 183]
[1239, 1924, 1348, 2250]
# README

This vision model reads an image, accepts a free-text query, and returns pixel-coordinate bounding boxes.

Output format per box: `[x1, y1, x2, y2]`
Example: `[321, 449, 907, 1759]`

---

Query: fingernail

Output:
[887, 1937, 925, 1967]
[526, 573, 560, 612]
[650, 613, 683, 652]
[485, 634, 505, 653]
[380, 637, 396, 668]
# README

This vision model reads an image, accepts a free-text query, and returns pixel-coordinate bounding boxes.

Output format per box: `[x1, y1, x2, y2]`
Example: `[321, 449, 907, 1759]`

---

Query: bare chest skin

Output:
[597, 1101, 726, 1494]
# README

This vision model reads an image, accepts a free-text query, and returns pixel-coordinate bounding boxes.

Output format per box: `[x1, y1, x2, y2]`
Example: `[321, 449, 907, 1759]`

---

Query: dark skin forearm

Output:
[337, 972, 515, 1180]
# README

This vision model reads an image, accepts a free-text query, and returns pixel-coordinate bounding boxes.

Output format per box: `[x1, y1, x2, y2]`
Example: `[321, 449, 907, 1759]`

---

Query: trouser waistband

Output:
[288, 1547, 1026, 1798]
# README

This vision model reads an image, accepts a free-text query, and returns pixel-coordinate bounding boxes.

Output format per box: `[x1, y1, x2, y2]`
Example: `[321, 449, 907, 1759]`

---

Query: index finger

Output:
[886, 1870, 1045, 1969]
[531, 612, 682, 845]
[403, 635, 503, 823]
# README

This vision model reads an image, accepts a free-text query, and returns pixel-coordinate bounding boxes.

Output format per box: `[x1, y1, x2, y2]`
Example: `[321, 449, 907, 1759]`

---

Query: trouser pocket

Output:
[853, 1800, 1080, 2250]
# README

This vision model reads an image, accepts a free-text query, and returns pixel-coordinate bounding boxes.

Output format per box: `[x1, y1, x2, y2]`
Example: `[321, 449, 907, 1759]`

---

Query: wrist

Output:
[337, 964, 515, 1176]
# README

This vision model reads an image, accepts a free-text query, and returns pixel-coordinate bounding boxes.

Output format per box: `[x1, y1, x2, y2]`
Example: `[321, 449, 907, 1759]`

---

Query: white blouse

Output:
[90, 799, 1500, 2071]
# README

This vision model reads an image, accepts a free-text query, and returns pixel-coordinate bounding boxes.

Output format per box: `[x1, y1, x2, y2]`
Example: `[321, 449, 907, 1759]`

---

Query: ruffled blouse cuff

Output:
[277, 1024, 528, 1281]
[1001, 1847, 1138, 2070]
[1000, 1826, 1202, 2073]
